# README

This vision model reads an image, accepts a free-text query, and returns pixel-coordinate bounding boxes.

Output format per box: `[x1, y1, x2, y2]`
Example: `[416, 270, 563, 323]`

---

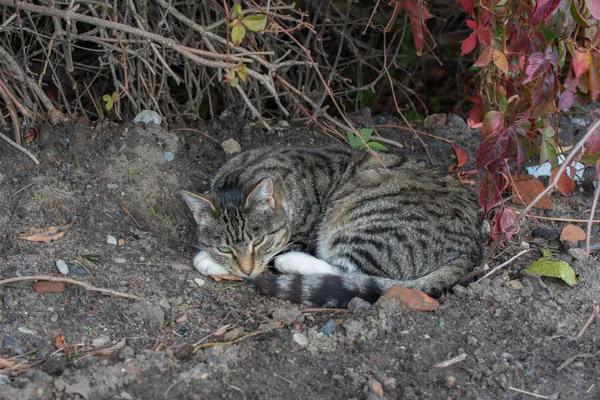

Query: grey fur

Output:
[182, 146, 483, 307]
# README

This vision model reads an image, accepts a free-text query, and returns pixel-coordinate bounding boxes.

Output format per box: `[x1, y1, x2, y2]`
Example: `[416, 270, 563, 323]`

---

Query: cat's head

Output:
[181, 178, 290, 278]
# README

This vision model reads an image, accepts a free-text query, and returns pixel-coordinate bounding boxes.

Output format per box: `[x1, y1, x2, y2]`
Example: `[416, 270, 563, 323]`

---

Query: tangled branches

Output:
[0, 0, 445, 140]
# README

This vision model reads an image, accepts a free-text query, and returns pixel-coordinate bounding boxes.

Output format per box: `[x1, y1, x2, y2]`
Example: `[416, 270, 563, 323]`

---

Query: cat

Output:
[182, 146, 483, 308]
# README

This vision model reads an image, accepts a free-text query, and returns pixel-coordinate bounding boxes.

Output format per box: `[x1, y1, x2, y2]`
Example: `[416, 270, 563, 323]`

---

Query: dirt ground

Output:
[0, 109, 599, 400]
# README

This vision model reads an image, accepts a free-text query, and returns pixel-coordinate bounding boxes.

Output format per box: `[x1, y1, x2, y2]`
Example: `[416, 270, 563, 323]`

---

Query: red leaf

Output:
[476, 131, 510, 168]
[509, 175, 553, 210]
[523, 52, 549, 84]
[573, 50, 590, 78]
[401, 0, 433, 56]
[532, 0, 561, 26]
[461, 31, 477, 55]
[491, 206, 519, 242]
[585, 0, 600, 20]
[55, 335, 67, 349]
[478, 170, 507, 214]
[469, 102, 484, 123]
[474, 46, 493, 67]
[460, 0, 474, 14]
[452, 145, 468, 168]
[557, 90, 575, 111]
[590, 55, 600, 100]
[482, 111, 504, 137]
[587, 123, 600, 155]
[550, 167, 575, 195]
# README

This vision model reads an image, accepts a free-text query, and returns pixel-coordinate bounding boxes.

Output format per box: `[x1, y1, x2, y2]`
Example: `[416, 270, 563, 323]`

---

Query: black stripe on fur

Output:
[253, 274, 384, 308]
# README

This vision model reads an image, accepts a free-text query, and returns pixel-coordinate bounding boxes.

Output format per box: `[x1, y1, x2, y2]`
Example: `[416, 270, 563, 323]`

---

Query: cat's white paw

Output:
[274, 252, 340, 275]
[193, 251, 230, 276]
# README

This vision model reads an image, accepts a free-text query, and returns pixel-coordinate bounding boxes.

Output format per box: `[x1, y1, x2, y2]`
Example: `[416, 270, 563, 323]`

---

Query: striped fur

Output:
[182, 146, 483, 308]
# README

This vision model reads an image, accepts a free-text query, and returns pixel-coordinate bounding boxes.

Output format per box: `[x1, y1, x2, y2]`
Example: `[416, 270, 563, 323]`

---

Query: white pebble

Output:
[292, 332, 309, 347]
[113, 258, 126, 264]
[194, 278, 206, 287]
[106, 235, 117, 245]
[56, 259, 69, 275]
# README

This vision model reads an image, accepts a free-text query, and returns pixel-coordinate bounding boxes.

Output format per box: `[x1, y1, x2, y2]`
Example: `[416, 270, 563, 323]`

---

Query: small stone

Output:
[171, 263, 192, 271]
[452, 285, 468, 299]
[163, 151, 175, 162]
[382, 377, 396, 389]
[221, 138, 241, 155]
[277, 120, 290, 128]
[133, 110, 162, 125]
[91, 335, 111, 348]
[118, 239, 125, 246]
[446, 376, 456, 388]
[56, 259, 69, 275]
[319, 319, 336, 336]
[2, 336, 24, 355]
[113, 258, 126, 264]
[0, 374, 10, 385]
[292, 332, 309, 347]
[118, 346, 135, 361]
[193, 170, 209, 180]
[367, 379, 384, 398]
[106, 183, 119, 190]
[223, 327, 245, 342]
[173, 343, 194, 360]
[343, 320, 365, 338]
[58, 138, 70, 147]
[106, 235, 118, 245]
[50, 314, 58, 323]
[569, 247, 589, 260]
[467, 336, 478, 346]
[332, 374, 345, 386]
[3, 294, 15, 307]
[42, 356, 67, 375]
[347, 297, 370, 313]
[158, 298, 171, 310]
[424, 113, 447, 129]
[194, 278, 206, 287]
[272, 307, 303, 325]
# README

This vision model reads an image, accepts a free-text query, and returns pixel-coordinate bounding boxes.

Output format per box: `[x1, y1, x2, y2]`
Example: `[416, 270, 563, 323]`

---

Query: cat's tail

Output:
[253, 266, 464, 308]
[252, 273, 404, 308]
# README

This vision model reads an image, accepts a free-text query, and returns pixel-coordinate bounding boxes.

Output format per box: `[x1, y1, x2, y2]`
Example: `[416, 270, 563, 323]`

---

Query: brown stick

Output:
[0, 131, 40, 165]
[0, 275, 139, 300]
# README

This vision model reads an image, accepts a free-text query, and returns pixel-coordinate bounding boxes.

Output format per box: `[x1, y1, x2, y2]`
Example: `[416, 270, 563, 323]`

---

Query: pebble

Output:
[221, 138, 241, 155]
[194, 278, 206, 287]
[113, 258, 127, 264]
[446, 375, 456, 388]
[91, 335, 111, 348]
[223, 327, 245, 342]
[158, 298, 171, 310]
[292, 332, 309, 347]
[118, 346, 135, 361]
[272, 307, 304, 325]
[423, 113, 447, 129]
[343, 320, 365, 338]
[319, 319, 336, 336]
[106, 183, 119, 190]
[163, 151, 175, 162]
[3, 294, 15, 307]
[42, 356, 67, 375]
[568, 247, 589, 260]
[382, 377, 396, 389]
[133, 110, 162, 125]
[0, 374, 10, 385]
[106, 235, 118, 245]
[367, 379, 384, 398]
[347, 297, 370, 313]
[193, 170, 209, 180]
[2, 336, 24, 355]
[56, 259, 69, 275]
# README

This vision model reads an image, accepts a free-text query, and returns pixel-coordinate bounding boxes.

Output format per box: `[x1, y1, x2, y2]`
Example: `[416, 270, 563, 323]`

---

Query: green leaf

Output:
[103, 94, 114, 112]
[236, 64, 248, 83]
[367, 142, 388, 151]
[111, 91, 118, 101]
[359, 128, 373, 142]
[526, 249, 577, 286]
[241, 14, 267, 32]
[347, 132, 364, 148]
[232, 3, 243, 19]
[231, 24, 245, 45]
[228, 75, 239, 88]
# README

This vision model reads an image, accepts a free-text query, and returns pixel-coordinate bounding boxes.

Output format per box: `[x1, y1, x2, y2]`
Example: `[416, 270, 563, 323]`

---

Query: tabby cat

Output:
[182, 146, 483, 308]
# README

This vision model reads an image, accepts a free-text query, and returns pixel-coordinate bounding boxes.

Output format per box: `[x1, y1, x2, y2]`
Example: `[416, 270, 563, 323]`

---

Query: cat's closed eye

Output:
[253, 237, 266, 247]
[216, 246, 233, 254]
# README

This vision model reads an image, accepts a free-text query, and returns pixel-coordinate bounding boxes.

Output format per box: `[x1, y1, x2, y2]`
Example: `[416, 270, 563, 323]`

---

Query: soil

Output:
[0, 109, 599, 400]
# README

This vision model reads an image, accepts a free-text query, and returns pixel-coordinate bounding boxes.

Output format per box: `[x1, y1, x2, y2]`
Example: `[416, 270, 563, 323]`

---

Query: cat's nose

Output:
[240, 267, 254, 276]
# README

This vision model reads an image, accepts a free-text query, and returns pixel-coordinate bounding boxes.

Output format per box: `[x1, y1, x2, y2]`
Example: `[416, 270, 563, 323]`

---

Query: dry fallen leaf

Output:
[213, 324, 233, 337]
[33, 281, 66, 294]
[560, 224, 586, 245]
[17, 223, 72, 243]
[0, 357, 16, 368]
[376, 284, 439, 311]
[211, 274, 245, 282]
[55, 334, 67, 349]
[176, 314, 188, 323]
[509, 175, 552, 210]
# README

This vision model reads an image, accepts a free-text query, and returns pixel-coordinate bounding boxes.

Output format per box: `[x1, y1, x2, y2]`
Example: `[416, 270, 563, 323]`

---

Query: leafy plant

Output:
[102, 92, 119, 112]
[526, 249, 577, 286]
[347, 128, 388, 151]
[228, 4, 267, 46]
[225, 63, 248, 88]
[460, 0, 600, 223]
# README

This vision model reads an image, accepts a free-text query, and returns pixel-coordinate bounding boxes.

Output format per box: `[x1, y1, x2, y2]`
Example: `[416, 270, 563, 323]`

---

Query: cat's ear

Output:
[181, 191, 217, 225]
[245, 178, 275, 210]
